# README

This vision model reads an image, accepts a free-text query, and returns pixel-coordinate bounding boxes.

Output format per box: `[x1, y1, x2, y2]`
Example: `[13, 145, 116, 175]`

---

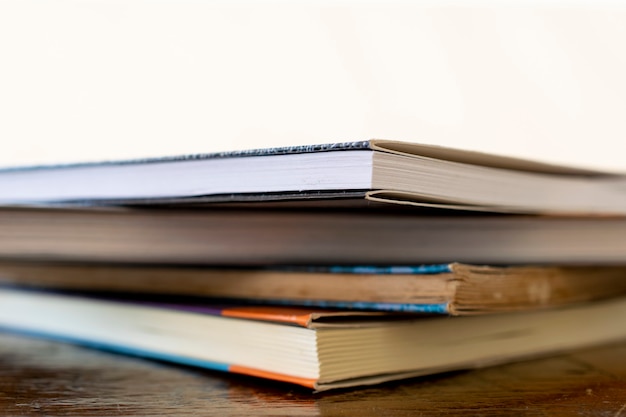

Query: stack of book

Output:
[2, 140, 626, 391]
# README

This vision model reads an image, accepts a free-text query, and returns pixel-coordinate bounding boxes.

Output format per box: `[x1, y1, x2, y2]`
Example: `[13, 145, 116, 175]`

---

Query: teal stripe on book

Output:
[261, 299, 450, 314]
[98, 344, 231, 373]
[327, 264, 452, 274]
[0, 326, 230, 372]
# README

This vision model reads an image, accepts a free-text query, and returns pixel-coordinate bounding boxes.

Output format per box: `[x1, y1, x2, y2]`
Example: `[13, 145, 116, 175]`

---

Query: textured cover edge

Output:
[0, 141, 373, 173]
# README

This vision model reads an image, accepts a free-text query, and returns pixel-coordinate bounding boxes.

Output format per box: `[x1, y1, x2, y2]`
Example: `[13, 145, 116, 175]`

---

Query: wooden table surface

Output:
[1, 332, 626, 416]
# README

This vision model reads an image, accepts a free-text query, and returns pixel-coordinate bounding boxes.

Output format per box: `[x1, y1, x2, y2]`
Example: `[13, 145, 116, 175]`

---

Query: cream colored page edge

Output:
[369, 139, 605, 176]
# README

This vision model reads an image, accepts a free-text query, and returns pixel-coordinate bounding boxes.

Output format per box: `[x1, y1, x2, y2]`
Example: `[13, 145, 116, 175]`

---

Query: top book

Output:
[2, 140, 626, 214]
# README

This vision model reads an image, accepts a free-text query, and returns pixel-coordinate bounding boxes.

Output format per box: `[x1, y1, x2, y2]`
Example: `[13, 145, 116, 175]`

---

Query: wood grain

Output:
[1, 332, 626, 416]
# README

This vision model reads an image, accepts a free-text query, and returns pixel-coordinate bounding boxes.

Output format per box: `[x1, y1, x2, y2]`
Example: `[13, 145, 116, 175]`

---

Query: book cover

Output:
[0, 140, 624, 214]
[4, 261, 626, 315]
[3, 207, 626, 265]
[3, 287, 626, 391]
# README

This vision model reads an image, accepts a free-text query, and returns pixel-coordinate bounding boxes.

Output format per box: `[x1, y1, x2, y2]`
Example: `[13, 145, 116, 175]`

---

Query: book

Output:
[2, 261, 626, 315]
[3, 206, 626, 265]
[2, 140, 626, 214]
[2, 286, 626, 391]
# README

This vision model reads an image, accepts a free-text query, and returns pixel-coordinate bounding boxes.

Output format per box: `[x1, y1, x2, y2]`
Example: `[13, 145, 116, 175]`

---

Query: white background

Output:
[1, 1, 626, 171]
